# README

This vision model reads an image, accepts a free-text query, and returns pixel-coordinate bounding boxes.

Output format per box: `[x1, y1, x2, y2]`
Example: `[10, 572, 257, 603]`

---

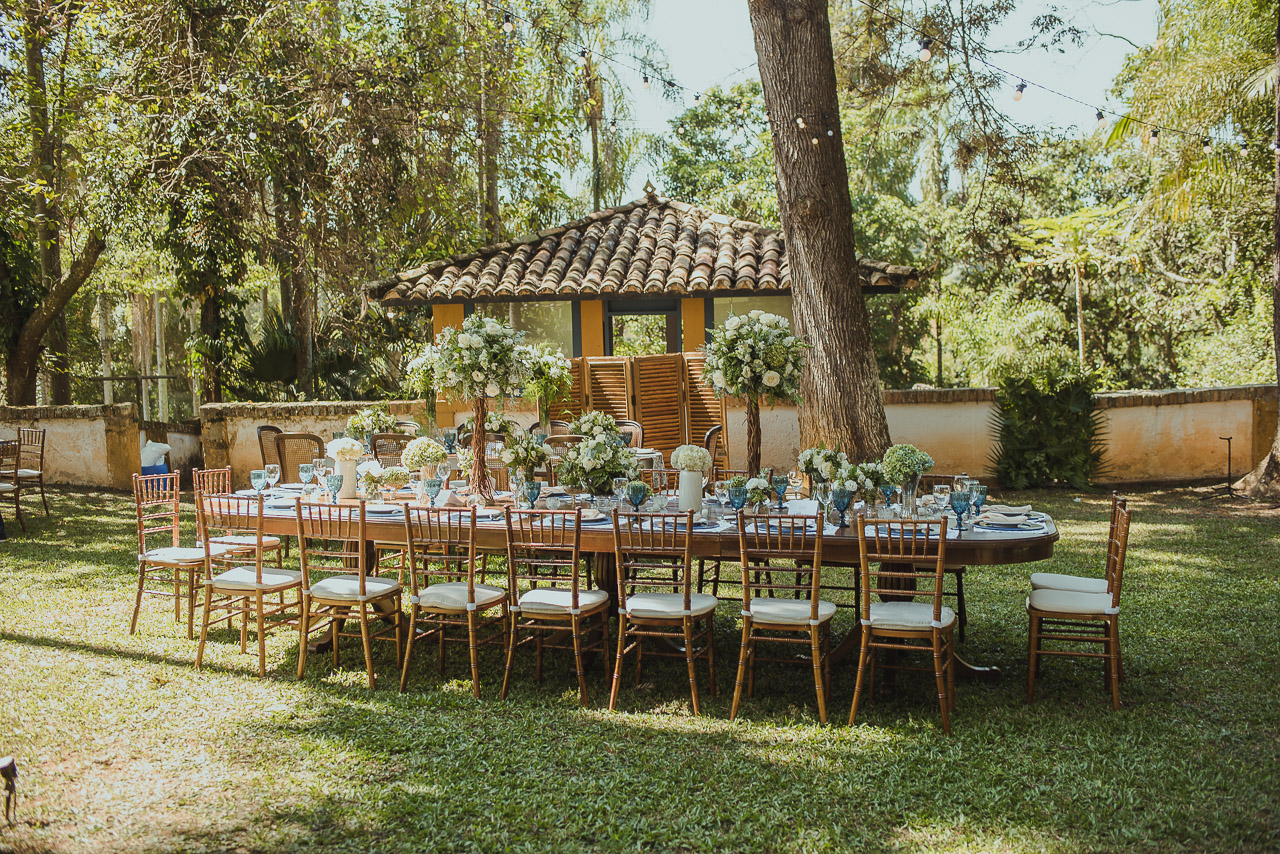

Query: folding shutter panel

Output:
[683, 353, 729, 469]
[583, 357, 632, 421]
[548, 358, 585, 421]
[632, 354, 687, 462]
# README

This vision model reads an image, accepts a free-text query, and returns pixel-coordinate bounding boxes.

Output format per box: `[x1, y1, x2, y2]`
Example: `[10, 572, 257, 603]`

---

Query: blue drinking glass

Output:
[442, 429, 457, 453]
[771, 475, 789, 512]
[424, 477, 443, 507]
[949, 490, 971, 531]
[879, 483, 895, 506]
[728, 485, 748, 512]
[324, 473, 343, 503]
[250, 469, 267, 494]
[524, 479, 543, 508]
[831, 487, 854, 528]
[627, 481, 648, 512]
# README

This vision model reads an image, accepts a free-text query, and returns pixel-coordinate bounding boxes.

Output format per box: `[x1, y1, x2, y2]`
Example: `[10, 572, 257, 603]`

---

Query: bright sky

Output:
[619, 0, 1161, 198]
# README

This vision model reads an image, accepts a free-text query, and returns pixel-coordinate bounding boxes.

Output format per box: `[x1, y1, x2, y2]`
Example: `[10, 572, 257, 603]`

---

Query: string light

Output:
[917, 37, 933, 62]
[1202, 137, 1213, 153]
[248, 131, 257, 141]
[372, 135, 380, 146]
[676, 122, 686, 135]
[502, 13, 513, 33]
[810, 134, 819, 145]
[642, 73, 650, 90]
[576, 48, 588, 67]
[694, 92, 702, 106]
[795, 116, 806, 129]
[1095, 110, 1107, 129]
[217, 82, 228, 94]
[341, 94, 351, 107]
[609, 118, 617, 132]
[1239, 141, 1248, 155]
[1149, 128, 1159, 141]
[1013, 82, 1026, 102]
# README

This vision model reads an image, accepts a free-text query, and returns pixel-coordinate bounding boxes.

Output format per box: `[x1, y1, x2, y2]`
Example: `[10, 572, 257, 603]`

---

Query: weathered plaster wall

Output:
[0, 404, 140, 488]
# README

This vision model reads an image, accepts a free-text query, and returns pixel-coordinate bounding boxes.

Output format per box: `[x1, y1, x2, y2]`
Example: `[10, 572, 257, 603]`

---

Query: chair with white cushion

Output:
[192, 467, 284, 566]
[609, 511, 718, 715]
[850, 515, 956, 734]
[399, 507, 508, 696]
[195, 493, 301, 676]
[730, 512, 834, 724]
[16, 428, 47, 517]
[501, 509, 611, 706]
[0, 442, 23, 534]
[130, 473, 236, 639]
[1027, 503, 1132, 710]
[295, 500, 405, 689]
[1030, 494, 1126, 596]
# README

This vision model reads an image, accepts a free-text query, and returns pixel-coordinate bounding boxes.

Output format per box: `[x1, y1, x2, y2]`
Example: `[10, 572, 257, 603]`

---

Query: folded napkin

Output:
[986, 504, 1031, 515]
[785, 499, 821, 517]
[975, 511, 1030, 525]
[437, 489, 469, 508]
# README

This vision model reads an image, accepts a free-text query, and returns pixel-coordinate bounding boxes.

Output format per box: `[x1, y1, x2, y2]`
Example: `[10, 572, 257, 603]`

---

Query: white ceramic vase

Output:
[678, 469, 703, 513]
[337, 459, 359, 499]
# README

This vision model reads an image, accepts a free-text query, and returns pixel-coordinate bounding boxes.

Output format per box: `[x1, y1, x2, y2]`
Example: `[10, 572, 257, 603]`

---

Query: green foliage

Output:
[993, 370, 1107, 489]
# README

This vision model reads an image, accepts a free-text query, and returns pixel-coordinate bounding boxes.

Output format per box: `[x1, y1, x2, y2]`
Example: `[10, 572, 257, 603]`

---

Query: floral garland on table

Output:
[431, 314, 527, 400]
[555, 434, 639, 494]
[880, 444, 935, 484]
[401, 436, 447, 470]
[670, 444, 713, 473]
[501, 432, 551, 482]
[520, 344, 573, 424]
[326, 437, 364, 462]
[798, 445, 848, 484]
[743, 472, 775, 508]
[347, 405, 397, 436]
[567, 410, 619, 439]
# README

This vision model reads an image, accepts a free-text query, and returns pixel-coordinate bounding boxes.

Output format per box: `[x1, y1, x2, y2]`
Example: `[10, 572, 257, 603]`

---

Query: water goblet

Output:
[969, 484, 988, 519]
[613, 476, 628, 503]
[727, 485, 748, 513]
[627, 481, 648, 512]
[435, 460, 451, 481]
[771, 475, 789, 513]
[545, 495, 563, 512]
[879, 483, 895, 513]
[324, 473, 343, 503]
[298, 463, 314, 488]
[423, 477, 443, 507]
[250, 469, 268, 495]
[812, 481, 833, 523]
[264, 463, 281, 491]
[714, 479, 729, 506]
[831, 487, 854, 528]
[442, 429, 457, 453]
[949, 489, 971, 532]
[524, 479, 543, 508]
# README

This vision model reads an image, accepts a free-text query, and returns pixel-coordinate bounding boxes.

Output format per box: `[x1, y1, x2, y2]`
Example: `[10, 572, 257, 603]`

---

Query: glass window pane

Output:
[711, 295, 794, 327]
[476, 301, 574, 356]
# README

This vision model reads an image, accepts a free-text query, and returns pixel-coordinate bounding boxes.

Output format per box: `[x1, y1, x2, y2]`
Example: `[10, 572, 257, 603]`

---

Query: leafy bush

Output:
[992, 370, 1106, 489]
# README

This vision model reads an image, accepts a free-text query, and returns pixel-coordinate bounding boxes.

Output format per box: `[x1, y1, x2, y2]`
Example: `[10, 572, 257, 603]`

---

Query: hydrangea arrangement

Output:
[880, 444, 935, 484]
[555, 434, 639, 494]
[326, 437, 364, 462]
[798, 445, 848, 483]
[501, 432, 551, 481]
[402, 436, 447, 470]
[356, 460, 386, 492]
[347, 405, 397, 436]
[670, 444, 713, 473]
[381, 465, 412, 490]
[568, 411, 619, 439]
[520, 343, 573, 423]
[432, 314, 527, 401]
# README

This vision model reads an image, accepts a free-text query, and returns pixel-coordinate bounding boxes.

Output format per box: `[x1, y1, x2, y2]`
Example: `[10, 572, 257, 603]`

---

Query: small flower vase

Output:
[337, 459, 358, 499]
[678, 470, 704, 513]
[901, 474, 921, 517]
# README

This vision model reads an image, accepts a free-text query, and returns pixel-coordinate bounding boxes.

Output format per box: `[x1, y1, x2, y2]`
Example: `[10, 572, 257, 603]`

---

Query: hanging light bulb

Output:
[609, 118, 617, 132]
[341, 94, 351, 107]
[1202, 136, 1213, 153]
[372, 135, 380, 146]
[694, 92, 701, 106]
[810, 135, 819, 145]
[576, 48, 587, 67]
[795, 116, 806, 129]
[827, 127, 834, 137]
[441, 109, 451, 122]
[1095, 110, 1107, 129]
[475, 134, 483, 146]
[1239, 140, 1248, 155]
[1013, 82, 1026, 102]
[502, 13, 513, 33]
[918, 37, 933, 62]
[642, 73, 650, 89]
[1150, 127, 1159, 141]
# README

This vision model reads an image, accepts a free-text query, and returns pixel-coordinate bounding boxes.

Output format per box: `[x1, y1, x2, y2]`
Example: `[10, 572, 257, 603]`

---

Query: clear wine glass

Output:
[969, 483, 988, 520]
[714, 479, 729, 506]
[250, 469, 267, 495]
[298, 463, 314, 486]
[264, 463, 281, 490]
[612, 476, 628, 504]
[812, 482, 832, 523]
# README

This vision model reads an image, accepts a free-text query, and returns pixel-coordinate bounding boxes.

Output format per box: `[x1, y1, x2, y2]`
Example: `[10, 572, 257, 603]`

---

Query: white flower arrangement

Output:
[501, 433, 551, 480]
[798, 445, 848, 483]
[670, 444, 713, 473]
[744, 474, 774, 507]
[520, 343, 573, 407]
[356, 460, 386, 491]
[832, 461, 876, 494]
[567, 411, 620, 439]
[347, 406, 397, 436]
[460, 410, 520, 440]
[702, 310, 807, 404]
[555, 434, 639, 494]
[855, 461, 889, 490]
[326, 437, 364, 462]
[403, 344, 438, 397]
[402, 436, 447, 469]
[432, 314, 528, 401]
[456, 447, 475, 475]
[381, 465, 412, 489]
[881, 444, 935, 483]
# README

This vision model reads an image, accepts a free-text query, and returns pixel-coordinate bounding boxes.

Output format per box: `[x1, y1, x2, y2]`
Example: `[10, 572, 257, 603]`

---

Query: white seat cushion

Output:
[0, 484, 14, 493]
[416, 581, 506, 611]
[625, 591, 718, 618]
[866, 600, 956, 631]
[210, 566, 301, 592]
[518, 587, 610, 616]
[746, 597, 836, 626]
[309, 574, 401, 602]
[1027, 588, 1116, 616]
[1030, 572, 1108, 594]
[16, 468, 40, 478]
[209, 534, 283, 550]
[141, 544, 234, 565]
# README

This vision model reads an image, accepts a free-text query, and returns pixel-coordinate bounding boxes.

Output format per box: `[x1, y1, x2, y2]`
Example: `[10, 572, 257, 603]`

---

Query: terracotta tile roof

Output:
[368, 194, 919, 307]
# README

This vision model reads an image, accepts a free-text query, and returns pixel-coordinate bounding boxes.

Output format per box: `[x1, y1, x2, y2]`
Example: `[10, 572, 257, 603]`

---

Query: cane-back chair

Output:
[15, 428, 47, 516]
[731, 513, 833, 723]
[1030, 493, 1126, 595]
[502, 509, 611, 706]
[130, 473, 236, 638]
[0, 442, 23, 533]
[274, 432, 326, 484]
[192, 467, 284, 563]
[702, 424, 724, 472]
[548, 420, 571, 436]
[399, 507, 509, 695]
[616, 419, 644, 449]
[295, 500, 405, 689]
[610, 511, 718, 714]
[195, 494, 302, 675]
[1026, 503, 1132, 709]
[850, 516, 956, 733]
[372, 432, 412, 467]
[257, 425, 282, 468]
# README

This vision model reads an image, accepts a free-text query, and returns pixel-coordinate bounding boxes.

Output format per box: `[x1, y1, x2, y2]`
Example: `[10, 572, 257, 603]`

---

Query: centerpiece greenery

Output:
[500, 432, 551, 484]
[880, 444, 934, 515]
[798, 444, 848, 484]
[347, 405, 397, 439]
[555, 434, 639, 495]
[520, 343, 573, 429]
[401, 436, 447, 475]
[702, 310, 807, 474]
[567, 410, 620, 439]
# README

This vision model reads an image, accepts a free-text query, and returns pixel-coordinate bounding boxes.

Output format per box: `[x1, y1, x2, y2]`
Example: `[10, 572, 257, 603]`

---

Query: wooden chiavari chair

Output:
[1026, 504, 1132, 709]
[501, 509, 611, 706]
[702, 425, 724, 474]
[195, 494, 302, 675]
[192, 467, 284, 566]
[400, 507, 509, 695]
[274, 432, 325, 484]
[15, 428, 47, 516]
[372, 432, 412, 467]
[130, 473, 236, 639]
[257, 425, 282, 468]
[1030, 493, 1126, 595]
[610, 511, 718, 714]
[850, 515, 956, 733]
[548, 420, 571, 436]
[731, 513, 834, 723]
[544, 435, 583, 487]
[0, 442, 23, 534]
[912, 473, 970, 641]
[295, 500, 405, 689]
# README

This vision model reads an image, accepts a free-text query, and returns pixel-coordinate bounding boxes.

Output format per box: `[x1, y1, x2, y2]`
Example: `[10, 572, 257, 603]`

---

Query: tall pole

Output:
[97, 291, 113, 405]
[154, 292, 168, 421]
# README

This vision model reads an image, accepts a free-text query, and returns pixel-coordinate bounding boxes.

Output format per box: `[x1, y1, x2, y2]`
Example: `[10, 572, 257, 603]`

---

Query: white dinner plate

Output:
[472, 506, 504, 519]
[265, 498, 296, 510]
[365, 503, 404, 515]
[974, 520, 1042, 531]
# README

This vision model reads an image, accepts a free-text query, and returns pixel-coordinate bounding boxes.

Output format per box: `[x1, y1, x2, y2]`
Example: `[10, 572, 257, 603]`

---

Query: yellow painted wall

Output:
[579, 300, 605, 356]
[432, 303, 465, 338]
[681, 298, 706, 351]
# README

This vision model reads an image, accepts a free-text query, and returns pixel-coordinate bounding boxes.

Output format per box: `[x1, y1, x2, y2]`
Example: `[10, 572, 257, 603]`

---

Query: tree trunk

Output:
[1073, 262, 1086, 368]
[471, 399, 494, 502]
[288, 193, 313, 394]
[1240, 8, 1280, 498]
[48, 313, 70, 403]
[747, 0, 891, 461]
[746, 396, 762, 475]
[97, 290, 113, 404]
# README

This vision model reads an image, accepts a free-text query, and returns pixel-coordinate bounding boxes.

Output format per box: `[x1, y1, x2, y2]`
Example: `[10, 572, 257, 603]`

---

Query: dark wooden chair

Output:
[16, 427, 48, 516]
[274, 432, 326, 484]
[257, 425, 282, 468]
[372, 432, 412, 467]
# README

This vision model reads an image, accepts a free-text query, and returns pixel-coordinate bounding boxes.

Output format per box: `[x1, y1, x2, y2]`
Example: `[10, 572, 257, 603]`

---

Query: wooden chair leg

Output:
[196, 587, 214, 669]
[399, 604, 418, 693]
[1108, 618, 1121, 710]
[1026, 613, 1039, 703]
[438, 613, 447, 674]
[706, 613, 718, 696]
[933, 632, 951, 735]
[39, 476, 49, 516]
[730, 619, 751, 720]
[130, 565, 146, 634]
[358, 607, 376, 690]
[467, 610, 481, 698]
[608, 614, 627, 711]
[848, 629, 872, 726]
[187, 568, 198, 640]
[955, 571, 967, 643]
[296, 599, 311, 680]
[256, 592, 267, 677]
[683, 617, 701, 716]
[571, 615, 589, 707]
[810, 625, 827, 724]
[500, 609, 518, 700]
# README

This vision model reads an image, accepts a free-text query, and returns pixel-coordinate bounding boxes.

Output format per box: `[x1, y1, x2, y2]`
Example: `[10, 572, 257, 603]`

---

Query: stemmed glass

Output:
[524, 479, 543, 509]
[949, 488, 971, 532]
[298, 463, 315, 500]
[969, 484, 988, 521]
[714, 479, 729, 506]
[879, 483, 895, 514]
[324, 473, 343, 504]
[727, 485, 748, 516]
[423, 477, 443, 507]
[435, 460, 451, 483]
[771, 474, 789, 513]
[831, 487, 853, 528]
[812, 481, 832, 524]
[264, 463, 281, 492]
[932, 483, 951, 516]
[612, 476, 628, 505]
[442, 429, 457, 453]
[250, 469, 268, 495]
[627, 481, 648, 512]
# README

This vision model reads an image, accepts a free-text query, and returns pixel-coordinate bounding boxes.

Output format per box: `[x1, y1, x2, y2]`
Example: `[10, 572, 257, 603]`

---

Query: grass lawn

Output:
[0, 486, 1277, 853]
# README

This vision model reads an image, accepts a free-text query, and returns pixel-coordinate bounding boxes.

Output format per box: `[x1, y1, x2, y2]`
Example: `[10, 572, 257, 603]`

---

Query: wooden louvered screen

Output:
[547, 358, 586, 421]
[631, 354, 687, 462]
[683, 353, 729, 470]
[583, 357, 632, 421]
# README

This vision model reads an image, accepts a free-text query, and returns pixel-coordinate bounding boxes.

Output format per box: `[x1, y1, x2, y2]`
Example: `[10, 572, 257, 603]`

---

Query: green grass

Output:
[0, 487, 1277, 853]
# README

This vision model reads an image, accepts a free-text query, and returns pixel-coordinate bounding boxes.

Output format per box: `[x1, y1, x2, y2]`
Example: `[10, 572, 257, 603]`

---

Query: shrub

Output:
[992, 371, 1106, 489]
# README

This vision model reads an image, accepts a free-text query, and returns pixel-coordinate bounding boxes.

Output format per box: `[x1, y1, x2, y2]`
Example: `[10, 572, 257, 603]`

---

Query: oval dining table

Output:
[253, 495, 1059, 678]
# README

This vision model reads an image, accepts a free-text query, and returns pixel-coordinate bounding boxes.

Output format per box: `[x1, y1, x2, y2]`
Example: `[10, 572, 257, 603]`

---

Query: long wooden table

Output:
[255, 497, 1059, 677]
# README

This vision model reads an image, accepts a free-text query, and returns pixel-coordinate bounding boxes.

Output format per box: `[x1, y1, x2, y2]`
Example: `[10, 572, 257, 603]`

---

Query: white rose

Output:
[712, 370, 725, 388]
[472, 371, 484, 382]
[484, 320, 501, 334]
[763, 370, 781, 387]
[760, 312, 776, 324]
[725, 315, 741, 330]
[485, 382, 500, 397]
[501, 450, 515, 464]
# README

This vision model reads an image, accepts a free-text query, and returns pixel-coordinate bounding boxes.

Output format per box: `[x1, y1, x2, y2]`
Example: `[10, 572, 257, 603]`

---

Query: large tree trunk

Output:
[1240, 8, 1280, 498]
[747, 0, 892, 461]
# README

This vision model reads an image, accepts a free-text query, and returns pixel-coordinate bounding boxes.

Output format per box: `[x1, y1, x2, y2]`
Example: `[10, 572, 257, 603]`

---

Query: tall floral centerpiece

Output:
[670, 444, 712, 512]
[347, 405, 397, 444]
[501, 431, 551, 484]
[880, 443, 934, 516]
[521, 344, 573, 430]
[703, 310, 807, 476]
[431, 315, 528, 502]
[403, 343, 439, 428]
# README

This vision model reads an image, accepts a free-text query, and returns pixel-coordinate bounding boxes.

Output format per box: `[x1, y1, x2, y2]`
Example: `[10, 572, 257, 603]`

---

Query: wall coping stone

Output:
[0, 403, 138, 420]
[199, 400, 431, 420]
